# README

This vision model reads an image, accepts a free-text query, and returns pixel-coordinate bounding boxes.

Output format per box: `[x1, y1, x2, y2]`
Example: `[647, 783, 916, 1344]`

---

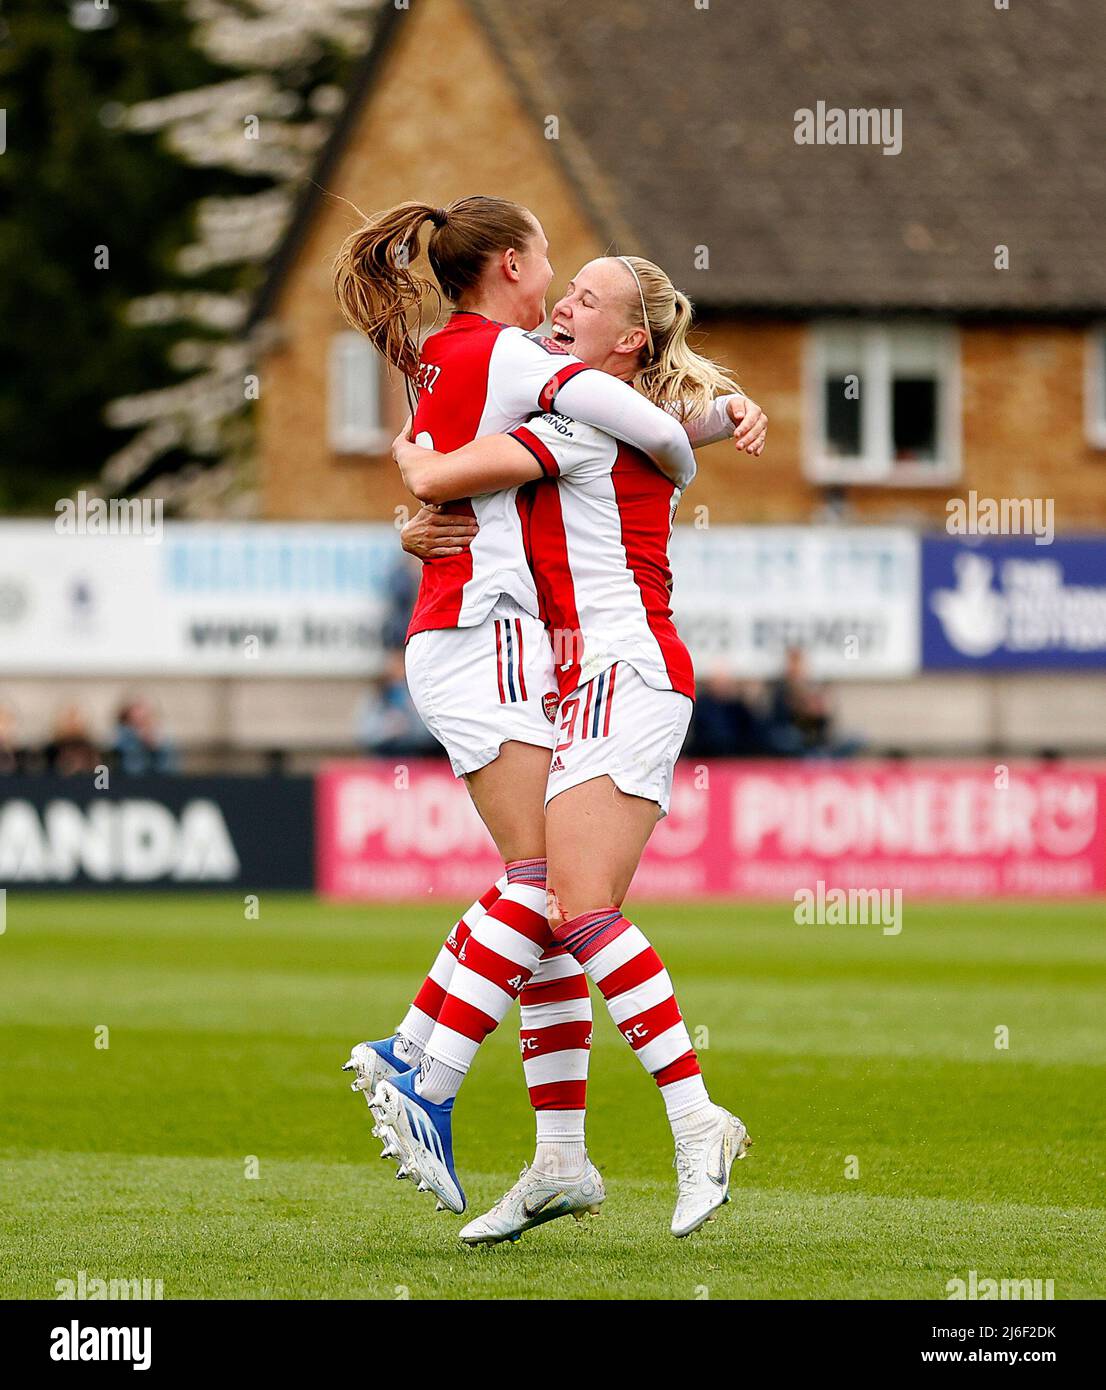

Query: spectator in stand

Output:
[0, 703, 24, 775]
[357, 649, 439, 758]
[689, 673, 781, 757]
[112, 698, 180, 775]
[767, 646, 830, 753]
[44, 704, 100, 776]
[766, 645, 864, 758]
[380, 551, 424, 653]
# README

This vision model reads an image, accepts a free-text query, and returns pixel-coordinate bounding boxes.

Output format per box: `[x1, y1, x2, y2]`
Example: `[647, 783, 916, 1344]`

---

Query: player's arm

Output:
[552, 370, 696, 488]
[680, 393, 768, 455]
[491, 329, 696, 488]
[393, 428, 543, 505]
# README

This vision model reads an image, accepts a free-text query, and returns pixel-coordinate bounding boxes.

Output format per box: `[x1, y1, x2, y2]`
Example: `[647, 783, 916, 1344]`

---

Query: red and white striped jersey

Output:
[406, 312, 590, 639]
[512, 412, 695, 701]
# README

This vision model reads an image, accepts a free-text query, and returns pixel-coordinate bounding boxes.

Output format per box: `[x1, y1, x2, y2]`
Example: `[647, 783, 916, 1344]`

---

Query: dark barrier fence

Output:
[0, 777, 314, 891]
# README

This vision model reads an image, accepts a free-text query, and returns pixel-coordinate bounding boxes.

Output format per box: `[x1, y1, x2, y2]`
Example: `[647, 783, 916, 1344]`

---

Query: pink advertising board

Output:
[316, 760, 1106, 901]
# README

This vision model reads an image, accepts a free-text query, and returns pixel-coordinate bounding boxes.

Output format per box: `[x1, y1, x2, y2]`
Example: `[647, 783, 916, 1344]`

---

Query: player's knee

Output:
[545, 887, 566, 929]
[548, 877, 620, 926]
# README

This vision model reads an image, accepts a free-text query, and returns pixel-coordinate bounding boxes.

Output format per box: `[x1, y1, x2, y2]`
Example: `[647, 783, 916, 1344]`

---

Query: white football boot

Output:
[670, 1106, 751, 1238]
[459, 1162, 606, 1245]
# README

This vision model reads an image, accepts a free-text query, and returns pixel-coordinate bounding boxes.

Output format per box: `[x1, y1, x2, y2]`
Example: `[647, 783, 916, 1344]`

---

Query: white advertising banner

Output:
[0, 521, 920, 679]
[0, 521, 400, 676]
[670, 526, 920, 678]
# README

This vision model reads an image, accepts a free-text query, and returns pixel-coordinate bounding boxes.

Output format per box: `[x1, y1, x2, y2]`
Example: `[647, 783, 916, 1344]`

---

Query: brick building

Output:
[4, 2, 1102, 765]
[253, 0, 1106, 535]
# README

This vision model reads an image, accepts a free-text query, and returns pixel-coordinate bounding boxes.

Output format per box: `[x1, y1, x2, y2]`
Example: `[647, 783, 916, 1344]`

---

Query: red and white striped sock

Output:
[520, 942, 591, 1175]
[417, 858, 552, 1103]
[553, 909, 710, 1129]
[395, 875, 508, 1059]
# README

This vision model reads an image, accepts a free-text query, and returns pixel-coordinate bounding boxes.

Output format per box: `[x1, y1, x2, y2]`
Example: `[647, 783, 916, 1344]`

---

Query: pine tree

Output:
[102, 0, 381, 516]
[0, 0, 232, 511]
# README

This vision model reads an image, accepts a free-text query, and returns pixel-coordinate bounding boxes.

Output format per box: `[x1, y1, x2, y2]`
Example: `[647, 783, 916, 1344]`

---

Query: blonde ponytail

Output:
[617, 256, 741, 420]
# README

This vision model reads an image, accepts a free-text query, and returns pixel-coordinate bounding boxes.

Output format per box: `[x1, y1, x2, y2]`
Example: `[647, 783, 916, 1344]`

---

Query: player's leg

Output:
[412, 737, 553, 1103]
[371, 605, 577, 1212]
[396, 608, 554, 1075]
[547, 776, 696, 1120]
[396, 876, 507, 1057]
[397, 608, 566, 1106]
[343, 874, 507, 1103]
[544, 666, 750, 1236]
[458, 941, 604, 1245]
[520, 943, 591, 1176]
[370, 737, 554, 1212]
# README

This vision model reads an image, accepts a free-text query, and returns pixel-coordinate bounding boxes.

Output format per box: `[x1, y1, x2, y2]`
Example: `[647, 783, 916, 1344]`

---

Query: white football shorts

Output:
[405, 596, 559, 777]
[544, 661, 693, 817]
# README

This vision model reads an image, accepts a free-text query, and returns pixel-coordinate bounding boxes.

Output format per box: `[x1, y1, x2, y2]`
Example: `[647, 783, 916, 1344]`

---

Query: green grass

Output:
[1, 894, 1103, 1299]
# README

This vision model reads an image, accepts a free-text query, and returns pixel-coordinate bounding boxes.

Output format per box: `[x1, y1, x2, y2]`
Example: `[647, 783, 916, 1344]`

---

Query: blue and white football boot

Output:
[341, 1036, 409, 1110]
[369, 1068, 466, 1215]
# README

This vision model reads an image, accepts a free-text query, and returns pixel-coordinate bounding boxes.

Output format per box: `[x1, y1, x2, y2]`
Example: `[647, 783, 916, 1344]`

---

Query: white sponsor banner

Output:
[0, 521, 399, 676]
[670, 526, 920, 678]
[0, 521, 920, 679]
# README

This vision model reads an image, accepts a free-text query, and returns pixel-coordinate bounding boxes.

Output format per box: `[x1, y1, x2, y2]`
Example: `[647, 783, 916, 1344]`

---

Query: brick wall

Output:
[687, 322, 1106, 529]
[256, 0, 1106, 535]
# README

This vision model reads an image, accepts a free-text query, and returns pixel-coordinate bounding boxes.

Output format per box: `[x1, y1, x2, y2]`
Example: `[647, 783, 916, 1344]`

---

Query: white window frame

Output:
[804, 321, 961, 486]
[328, 331, 389, 455]
[1084, 325, 1106, 449]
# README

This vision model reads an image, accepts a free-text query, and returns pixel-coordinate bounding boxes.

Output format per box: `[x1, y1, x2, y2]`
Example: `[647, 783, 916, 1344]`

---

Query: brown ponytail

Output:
[332, 195, 537, 379]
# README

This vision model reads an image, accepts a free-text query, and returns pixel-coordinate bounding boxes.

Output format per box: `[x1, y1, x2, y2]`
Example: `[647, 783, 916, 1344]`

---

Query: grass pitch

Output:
[1, 894, 1103, 1300]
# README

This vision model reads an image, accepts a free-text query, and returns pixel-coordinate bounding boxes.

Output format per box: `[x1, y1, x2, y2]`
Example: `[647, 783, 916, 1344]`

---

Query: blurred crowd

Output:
[356, 555, 438, 757]
[1, 563, 863, 773]
[0, 697, 178, 777]
[687, 646, 864, 759]
[355, 556, 864, 762]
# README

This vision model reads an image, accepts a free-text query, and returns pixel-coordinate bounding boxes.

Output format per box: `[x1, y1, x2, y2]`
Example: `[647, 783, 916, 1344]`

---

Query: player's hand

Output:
[391, 416, 420, 469]
[400, 505, 478, 560]
[729, 394, 768, 456]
